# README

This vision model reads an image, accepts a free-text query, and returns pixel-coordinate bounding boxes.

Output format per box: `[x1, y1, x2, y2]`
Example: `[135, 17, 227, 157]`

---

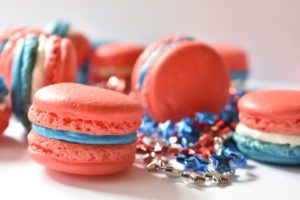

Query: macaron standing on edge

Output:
[0, 30, 77, 127]
[131, 35, 230, 122]
[27, 83, 143, 175]
[233, 90, 300, 165]
[45, 20, 91, 83]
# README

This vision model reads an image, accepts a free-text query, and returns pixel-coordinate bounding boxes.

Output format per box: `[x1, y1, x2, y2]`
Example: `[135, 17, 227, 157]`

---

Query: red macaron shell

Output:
[238, 90, 300, 134]
[43, 35, 77, 85]
[132, 36, 229, 122]
[90, 43, 144, 67]
[0, 105, 11, 134]
[68, 32, 90, 66]
[131, 35, 186, 95]
[28, 83, 143, 135]
[89, 43, 144, 82]
[213, 45, 248, 71]
[0, 28, 42, 88]
[28, 131, 135, 175]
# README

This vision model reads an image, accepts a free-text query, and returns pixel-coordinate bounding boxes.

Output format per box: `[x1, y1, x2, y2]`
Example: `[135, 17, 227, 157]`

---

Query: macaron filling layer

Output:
[136, 36, 194, 91]
[11, 35, 38, 121]
[236, 123, 300, 147]
[233, 133, 300, 164]
[0, 77, 8, 101]
[230, 70, 248, 81]
[32, 124, 137, 145]
[45, 20, 70, 38]
[0, 38, 8, 52]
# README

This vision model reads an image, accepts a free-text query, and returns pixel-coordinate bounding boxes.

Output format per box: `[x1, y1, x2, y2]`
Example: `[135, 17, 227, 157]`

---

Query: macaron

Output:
[131, 35, 230, 122]
[89, 42, 144, 91]
[27, 83, 143, 175]
[212, 45, 248, 87]
[0, 28, 42, 88]
[0, 76, 11, 134]
[233, 90, 300, 164]
[0, 31, 77, 127]
[45, 20, 91, 83]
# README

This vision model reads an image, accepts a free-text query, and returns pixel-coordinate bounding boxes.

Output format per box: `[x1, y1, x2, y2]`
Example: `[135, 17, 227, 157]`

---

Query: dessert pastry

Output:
[0, 30, 77, 126]
[89, 42, 144, 92]
[45, 20, 91, 83]
[27, 83, 143, 175]
[131, 35, 230, 122]
[234, 90, 300, 164]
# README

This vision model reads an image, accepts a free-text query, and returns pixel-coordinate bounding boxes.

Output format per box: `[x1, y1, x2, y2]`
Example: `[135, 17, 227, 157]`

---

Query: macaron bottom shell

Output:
[28, 131, 136, 175]
[0, 106, 11, 134]
[233, 133, 300, 165]
[28, 149, 134, 175]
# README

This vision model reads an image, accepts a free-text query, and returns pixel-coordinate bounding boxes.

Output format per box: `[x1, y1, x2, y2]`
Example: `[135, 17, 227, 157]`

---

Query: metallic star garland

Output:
[136, 88, 247, 186]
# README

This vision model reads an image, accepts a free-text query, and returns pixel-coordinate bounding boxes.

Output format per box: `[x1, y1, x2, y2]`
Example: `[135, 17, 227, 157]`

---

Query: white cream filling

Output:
[31, 35, 46, 99]
[236, 123, 300, 147]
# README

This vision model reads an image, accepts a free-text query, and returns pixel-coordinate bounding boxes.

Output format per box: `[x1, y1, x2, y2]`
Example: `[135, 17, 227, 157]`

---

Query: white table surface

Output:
[1, 81, 300, 200]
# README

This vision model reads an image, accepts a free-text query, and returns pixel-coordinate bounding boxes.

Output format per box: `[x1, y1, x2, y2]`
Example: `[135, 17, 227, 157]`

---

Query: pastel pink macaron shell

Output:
[239, 90, 300, 134]
[28, 131, 135, 175]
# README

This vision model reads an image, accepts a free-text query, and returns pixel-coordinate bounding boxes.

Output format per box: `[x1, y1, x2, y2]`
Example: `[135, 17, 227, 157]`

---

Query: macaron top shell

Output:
[90, 43, 144, 67]
[132, 35, 229, 122]
[28, 83, 143, 135]
[238, 90, 300, 134]
[239, 90, 300, 120]
[213, 45, 248, 71]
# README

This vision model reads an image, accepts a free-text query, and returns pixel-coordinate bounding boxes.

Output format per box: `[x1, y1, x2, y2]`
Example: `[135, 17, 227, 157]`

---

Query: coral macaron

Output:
[234, 90, 300, 164]
[0, 31, 77, 126]
[27, 83, 143, 175]
[131, 35, 230, 122]
[89, 42, 144, 83]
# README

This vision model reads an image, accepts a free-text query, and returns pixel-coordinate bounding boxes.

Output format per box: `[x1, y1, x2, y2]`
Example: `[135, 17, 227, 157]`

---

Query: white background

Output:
[0, 0, 299, 85]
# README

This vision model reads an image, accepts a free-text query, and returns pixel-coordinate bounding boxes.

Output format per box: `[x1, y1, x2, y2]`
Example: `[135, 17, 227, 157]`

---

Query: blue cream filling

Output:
[45, 20, 70, 37]
[0, 38, 8, 53]
[230, 70, 248, 81]
[136, 36, 194, 91]
[32, 124, 137, 145]
[0, 76, 8, 101]
[11, 35, 38, 122]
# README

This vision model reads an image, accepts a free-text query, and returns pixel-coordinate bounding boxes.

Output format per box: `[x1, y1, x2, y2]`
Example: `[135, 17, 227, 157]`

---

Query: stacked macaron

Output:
[45, 20, 91, 83]
[213, 45, 248, 87]
[27, 83, 143, 175]
[0, 29, 77, 127]
[131, 35, 230, 122]
[233, 90, 300, 164]
[0, 76, 11, 133]
[89, 42, 144, 92]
